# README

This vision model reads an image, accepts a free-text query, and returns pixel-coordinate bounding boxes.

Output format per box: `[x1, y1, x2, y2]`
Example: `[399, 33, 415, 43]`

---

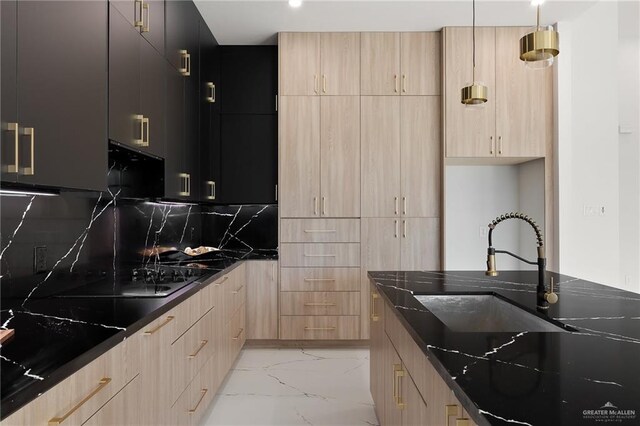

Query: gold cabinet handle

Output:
[402, 197, 407, 215]
[5, 122, 19, 173]
[394, 220, 398, 238]
[232, 284, 244, 294]
[134, 114, 144, 146]
[456, 419, 471, 426]
[489, 136, 494, 155]
[141, 0, 150, 33]
[445, 405, 459, 426]
[402, 74, 407, 93]
[303, 278, 336, 282]
[304, 327, 336, 331]
[143, 116, 150, 146]
[371, 292, 379, 322]
[134, 0, 144, 29]
[322, 75, 327, 93]
[394, 74, 398, 93]
[143, 315, 175, 335]
[394, 365, 406, 409]
[188, 340, 208, 359]
[187, 389, 208, 414]
[48, 378, 111, 425]
[321, 196, 326, 216]
[303, 229, 337, 233]
[304, 302, 336, 307]
[394, 197, 399, 215]
[313, 196, 318, 216]
[303, 254, 336, 258]
[206, 180, 216, 200]
[205, 82, 216, 103]
[498, 136, 503, 155]
[179, 50, 190, 76]
[232, 328, 244, 340]
[21, 127, 35, 175]
[178, 173, 190, 196]
[314, 75, 318, 94]
[403, 220, 407, 238]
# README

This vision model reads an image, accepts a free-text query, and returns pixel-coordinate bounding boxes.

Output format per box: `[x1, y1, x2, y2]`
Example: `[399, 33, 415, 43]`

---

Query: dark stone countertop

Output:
[370, 270, 640, 426]
[0, 250, 277, 420]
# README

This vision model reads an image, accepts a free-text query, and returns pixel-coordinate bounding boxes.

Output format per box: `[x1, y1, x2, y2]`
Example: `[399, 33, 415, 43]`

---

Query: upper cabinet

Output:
[361, 32, 441, 96]
[444, 27, 551, 159]
[200, 21, 220, 203]
[166, 0, 199, 74]
[110, 0, 164, 54]
[279, 33, 360, 95]
[1, 0, 108, 191]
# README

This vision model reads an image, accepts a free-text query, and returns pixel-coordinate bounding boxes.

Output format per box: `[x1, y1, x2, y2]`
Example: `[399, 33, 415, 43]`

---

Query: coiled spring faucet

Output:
[485, 212, 558, 310]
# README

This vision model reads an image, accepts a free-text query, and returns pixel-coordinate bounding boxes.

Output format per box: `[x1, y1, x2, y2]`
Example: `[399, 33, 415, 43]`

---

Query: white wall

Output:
[445, 163, 545, 271]
[556, 1, 623, 288]
[617, 0, 640, 294]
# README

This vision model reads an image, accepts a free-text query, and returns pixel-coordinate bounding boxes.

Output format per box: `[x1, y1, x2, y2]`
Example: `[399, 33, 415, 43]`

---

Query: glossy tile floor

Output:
[201, 348, 379, 426]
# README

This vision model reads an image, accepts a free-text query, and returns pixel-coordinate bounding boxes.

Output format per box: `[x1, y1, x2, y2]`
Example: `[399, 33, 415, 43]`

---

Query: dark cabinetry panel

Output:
[220, 46, 278, 114]
[140, 33, 166, 158]
[1, 0, 18, 183]
[2, 1, 108, 191]
[165, 0, 199, 72]
[220, 115, 277, 204]
[165, 63, 186, 199]
[110, 0, 164, 54]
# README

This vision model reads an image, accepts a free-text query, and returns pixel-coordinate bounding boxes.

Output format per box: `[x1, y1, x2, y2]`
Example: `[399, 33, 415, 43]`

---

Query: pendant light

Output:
[461, 0, 487, 105]
[519, 0, 559, 69]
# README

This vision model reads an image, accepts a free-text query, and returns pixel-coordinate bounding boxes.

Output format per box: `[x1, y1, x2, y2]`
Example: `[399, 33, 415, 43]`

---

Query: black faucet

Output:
[485, 212, 557, 310]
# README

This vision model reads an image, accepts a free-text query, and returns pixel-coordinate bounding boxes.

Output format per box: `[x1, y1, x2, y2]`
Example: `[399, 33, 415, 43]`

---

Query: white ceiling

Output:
[194, 0, 597, 45]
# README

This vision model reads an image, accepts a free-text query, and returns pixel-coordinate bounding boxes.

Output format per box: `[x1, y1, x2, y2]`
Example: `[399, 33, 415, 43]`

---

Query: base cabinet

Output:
[370, 283, 479, 426]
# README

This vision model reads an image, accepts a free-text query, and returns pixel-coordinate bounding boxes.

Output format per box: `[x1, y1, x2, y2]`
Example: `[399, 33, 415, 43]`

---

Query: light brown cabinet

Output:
[280, 96, 360, 218]
[279, 32, 360, 95]
[361, 96, 441, 218]
[361, 32, 441, 96]
[444, 26, 551, 159]
[246, 260, 278, 340]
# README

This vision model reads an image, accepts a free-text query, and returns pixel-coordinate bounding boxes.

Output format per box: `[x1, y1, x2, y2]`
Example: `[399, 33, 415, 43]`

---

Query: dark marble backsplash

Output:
[0, 191, 277, 300]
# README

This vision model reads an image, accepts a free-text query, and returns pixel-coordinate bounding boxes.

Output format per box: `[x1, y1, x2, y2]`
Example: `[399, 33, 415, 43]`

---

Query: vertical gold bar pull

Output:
[322, 196, 326, 216]
[371, 292, 379, 321]
[498, 136, 503, 155]
[141, 0, 150, 33]
[394, 366, 406, 409]
[313, 197, 318, 216]
[394, 74, 398, 93]
[134, 115, 148, 146]
[489, 136, 494, 155]
[402, 74, 407, 93]
[206, 180, 216, 200]
[48, 378, 112, 425]
[143, 116, 150, 146]
[403, 220, 407, 238]
[394, 220, 398, 238]
[21, 127, 35, 176]
[178, 173, 189, 196]
[205, 82, 215, 103]
[5, 123, 19, 173]
[402, 197, 407, 215]
[179, 50, 190, 76]
[322, 75, 327, 93]
[394, 197, 399, 215]
[187, 389, 208, 414]
[134, 0, 144, 29]
[314, 75, 318, 94]
[445, 405, 459, 426]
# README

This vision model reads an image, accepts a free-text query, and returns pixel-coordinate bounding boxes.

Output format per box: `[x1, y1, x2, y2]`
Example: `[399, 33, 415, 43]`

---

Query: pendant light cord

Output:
[472, 0, 476, 82]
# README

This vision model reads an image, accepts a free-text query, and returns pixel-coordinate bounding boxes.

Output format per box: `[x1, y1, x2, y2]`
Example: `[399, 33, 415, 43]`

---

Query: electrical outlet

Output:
[598, 206, 606, 216]
[34, 246, 47, 273]
[479, 226, 488, 238]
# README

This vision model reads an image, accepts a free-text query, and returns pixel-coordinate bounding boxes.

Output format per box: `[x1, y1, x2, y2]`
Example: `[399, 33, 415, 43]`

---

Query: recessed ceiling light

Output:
[531, 0, 545, 6]
[289, 0, 302, 8]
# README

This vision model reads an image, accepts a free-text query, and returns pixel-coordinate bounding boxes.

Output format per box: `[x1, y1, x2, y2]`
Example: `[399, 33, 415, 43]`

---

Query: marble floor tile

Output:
[201, 348, 379, 426]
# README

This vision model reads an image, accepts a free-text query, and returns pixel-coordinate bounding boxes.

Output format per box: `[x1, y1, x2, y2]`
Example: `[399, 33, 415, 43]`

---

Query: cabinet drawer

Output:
[280, 243, 360, 267]
[82, 374, 142, 426]
[172, 354, 217, 426]
[280, 316, 360, 340]
[223, 266, 247, 322]
[169, 308, 216, 405]
[228, 302, 246, 363]
[281, 219, 360, 243]
[281, 292, 360, 316]
[280, 267, 360, 291]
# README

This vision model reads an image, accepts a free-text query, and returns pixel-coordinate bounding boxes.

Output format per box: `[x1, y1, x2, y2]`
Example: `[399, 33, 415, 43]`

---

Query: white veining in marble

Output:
[201, 348, 378, 426]
[0, 195, 35, 261]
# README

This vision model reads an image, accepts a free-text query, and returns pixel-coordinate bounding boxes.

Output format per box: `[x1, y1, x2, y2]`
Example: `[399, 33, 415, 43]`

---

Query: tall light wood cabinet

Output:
[444, 27, 497, 158]
[444, 26, 551, 159]
[495, 27, 552, 158]
[279, 96, 321, 217]
[279, 32, 360, 96]
[246, 260, 279, 340]
[361, 32, 401, 95]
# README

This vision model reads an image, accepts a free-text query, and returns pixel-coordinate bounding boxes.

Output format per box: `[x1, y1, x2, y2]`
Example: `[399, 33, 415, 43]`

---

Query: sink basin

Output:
[415, 295, 569, 333]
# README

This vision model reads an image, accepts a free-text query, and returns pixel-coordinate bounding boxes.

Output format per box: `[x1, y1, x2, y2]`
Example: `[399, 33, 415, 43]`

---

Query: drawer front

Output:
[229, 302, 246, 363]
[172, 354, 217, 426]
[281, 292, 361, 316]
[281, 219, 360, 243]
[280, 267, 361, 291]
[170, 308, 216, 405]
[280, 243, 360, 267]
[280, 316, 360, 340]
[223, 266, 247, 322]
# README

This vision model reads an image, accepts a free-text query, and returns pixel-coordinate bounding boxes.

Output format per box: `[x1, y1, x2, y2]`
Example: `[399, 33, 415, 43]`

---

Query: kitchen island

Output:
[369, 270, 640, 426]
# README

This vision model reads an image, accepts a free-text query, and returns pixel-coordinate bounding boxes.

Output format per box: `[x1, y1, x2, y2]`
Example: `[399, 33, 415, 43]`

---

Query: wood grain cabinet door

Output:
[361, 96, 401, 217]
[246, 260, 278, 340]
[320, 33, 360, 95]
[444, 27, 496, 158]
[400, 32, 441, 96]
[400, 218, 441, 271]
[495, 27, 550, 158]
[279, 32, 321, 95]
[400, 96, 441, 218]
[361, 32, 401, 95]
[320, 96, 361, 218]
[279, 96, 321, 217]
[1, 0, 18, 183]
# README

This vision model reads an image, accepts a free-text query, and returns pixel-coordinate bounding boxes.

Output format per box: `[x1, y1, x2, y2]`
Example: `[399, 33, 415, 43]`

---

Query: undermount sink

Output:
[415, 295, 571, 333]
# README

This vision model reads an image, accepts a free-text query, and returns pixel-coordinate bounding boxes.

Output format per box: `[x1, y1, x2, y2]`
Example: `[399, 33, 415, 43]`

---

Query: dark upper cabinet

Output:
[1, 0, 18, 183]
[220, 46, 278, 114]
[110, 0, 164, 54]
[165, 62, 185, 199]
[199, 20, 220, 202]
[0, 1, 108, 191]
[109, 5, 165, 158]
[165, 1, 199, 73]
[220, 115, 277, 204]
